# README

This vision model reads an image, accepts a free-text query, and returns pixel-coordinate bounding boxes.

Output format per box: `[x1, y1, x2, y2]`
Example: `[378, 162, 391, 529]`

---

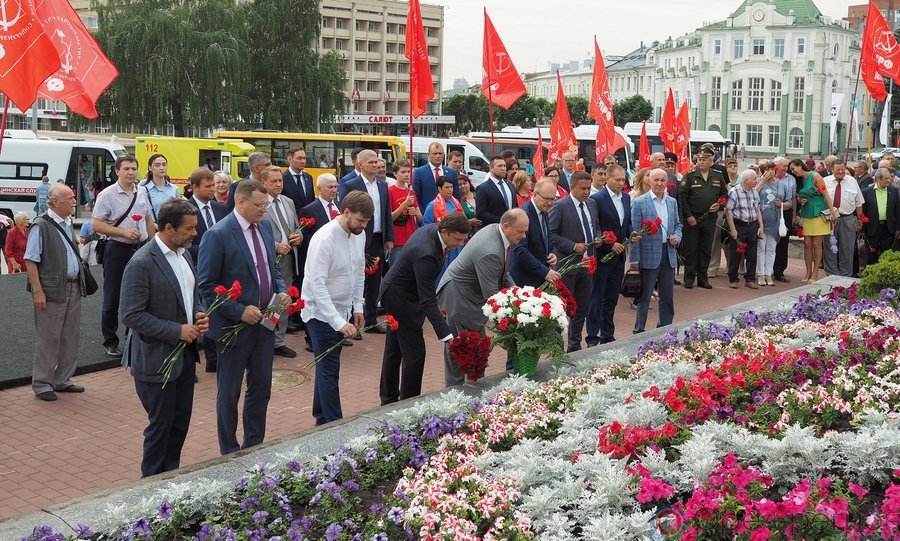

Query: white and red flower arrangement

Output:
[482, 286, 568, 369]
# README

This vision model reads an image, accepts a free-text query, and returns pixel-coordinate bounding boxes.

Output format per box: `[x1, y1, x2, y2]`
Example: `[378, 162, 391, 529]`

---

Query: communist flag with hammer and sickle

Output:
[0, 0, 60, 111]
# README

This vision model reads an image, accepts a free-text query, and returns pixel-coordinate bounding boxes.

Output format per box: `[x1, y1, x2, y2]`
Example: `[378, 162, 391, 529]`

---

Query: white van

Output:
[0, 138, 126, 220]
[409, 137, 490, 187]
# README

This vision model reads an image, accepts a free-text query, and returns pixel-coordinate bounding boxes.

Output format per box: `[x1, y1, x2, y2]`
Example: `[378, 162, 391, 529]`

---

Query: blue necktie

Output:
[540, 211, 550, 253]
[249, 224, 271, 306]
[579, 202, 593, 256]
[498, 181, 510, 209]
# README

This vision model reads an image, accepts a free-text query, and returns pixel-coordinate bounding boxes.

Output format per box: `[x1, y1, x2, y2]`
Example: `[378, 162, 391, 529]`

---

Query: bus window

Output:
[469, 156, 488, 172]
[309, 144, 335, 171]
[376, 148, 395, 171]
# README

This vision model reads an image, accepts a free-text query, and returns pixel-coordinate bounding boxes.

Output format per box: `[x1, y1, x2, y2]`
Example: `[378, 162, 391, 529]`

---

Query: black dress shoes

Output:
[57, 385, 84, 393]
[36, 391, 57, 401]
[698, 281, 713, 289]
[274, 345, 298, 358]
[366, 325, 387, 334]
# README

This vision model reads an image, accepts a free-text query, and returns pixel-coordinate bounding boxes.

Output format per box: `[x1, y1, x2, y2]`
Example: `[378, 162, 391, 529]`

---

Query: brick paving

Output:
[0, 258, 809, 521]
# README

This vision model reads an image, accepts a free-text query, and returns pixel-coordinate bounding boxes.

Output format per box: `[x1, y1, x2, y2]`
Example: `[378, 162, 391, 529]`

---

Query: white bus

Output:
[409, 137, 490, 187]
[622, 122, 730, 158]
[0, 137, 126, 220]
[467, 125, 635, 173]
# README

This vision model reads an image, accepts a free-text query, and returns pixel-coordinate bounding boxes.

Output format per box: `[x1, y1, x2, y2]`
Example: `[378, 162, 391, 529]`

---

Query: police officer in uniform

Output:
[677, 144, 727, 289]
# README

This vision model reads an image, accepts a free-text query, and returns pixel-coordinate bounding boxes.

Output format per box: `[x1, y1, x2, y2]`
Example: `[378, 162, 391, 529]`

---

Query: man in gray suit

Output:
[260, 165, 303, 358]
[437, 208, 529, 386]
[120, 199, 208, 477]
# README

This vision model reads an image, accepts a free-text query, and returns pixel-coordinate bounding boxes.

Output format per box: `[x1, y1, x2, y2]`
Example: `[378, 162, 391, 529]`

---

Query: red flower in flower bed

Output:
[597, 420, 679, 458]
[449, 331, 492, 381]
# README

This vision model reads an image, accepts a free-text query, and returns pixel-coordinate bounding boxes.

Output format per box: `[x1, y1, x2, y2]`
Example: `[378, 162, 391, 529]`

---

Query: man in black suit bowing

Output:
[186, 167, 228, 372]
[549, 171, 599, 352]
[511, 178, 561, 288]
[339, 149, 394, 331]
[282, 147, 315, 214]
[586, 164, 632, 346]
[475, 156, 517, 226]
[379, 213, 470, 405]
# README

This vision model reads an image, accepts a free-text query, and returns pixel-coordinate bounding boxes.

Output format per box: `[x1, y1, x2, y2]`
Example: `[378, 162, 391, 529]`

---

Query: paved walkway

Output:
[0, 259, 810, 521]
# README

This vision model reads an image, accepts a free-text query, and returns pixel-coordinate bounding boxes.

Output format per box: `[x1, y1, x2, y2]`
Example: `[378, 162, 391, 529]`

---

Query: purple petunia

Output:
[158, 500, 173, 520]
[325, 522, 343, 541]
[252, 510, 269, 525]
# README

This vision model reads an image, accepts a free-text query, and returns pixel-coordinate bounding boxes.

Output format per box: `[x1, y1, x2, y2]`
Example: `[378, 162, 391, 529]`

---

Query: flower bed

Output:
[22, 285, 900, 541]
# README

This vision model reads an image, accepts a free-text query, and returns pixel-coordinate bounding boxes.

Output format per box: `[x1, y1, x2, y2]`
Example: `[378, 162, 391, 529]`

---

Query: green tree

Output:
[613, 94, 653, 125]
[443, 94, 489, 133]
[494, 96, 551, 129]
[238, 0, 346, 130]
[566, 96, 590, 126]
[87, 0, 249, 136]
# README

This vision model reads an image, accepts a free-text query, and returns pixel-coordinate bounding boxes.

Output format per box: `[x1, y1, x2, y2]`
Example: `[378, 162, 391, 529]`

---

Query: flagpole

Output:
[487, 72, 496, 156]
[0, 96, 8, 155]
[866, 93, 873, 168]
[845, 61, 862, 162]
[409, 65, 414, 161]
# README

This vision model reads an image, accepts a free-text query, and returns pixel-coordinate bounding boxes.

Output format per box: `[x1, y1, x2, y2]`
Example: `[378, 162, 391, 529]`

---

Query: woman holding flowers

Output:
[789, 159, 836, 283]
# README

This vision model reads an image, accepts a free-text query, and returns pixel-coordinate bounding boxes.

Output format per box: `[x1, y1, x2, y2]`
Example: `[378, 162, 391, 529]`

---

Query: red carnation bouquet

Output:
[305, 315, 399, 368]
[449, 331, 492, 382]
[552, 279, 578, 318]
[276, 217, 317, 264]
[364, 255, 381, 276]
[219, 286, 302, 352]
[160, 280, 241, 386]
[599, 217, 662, 263]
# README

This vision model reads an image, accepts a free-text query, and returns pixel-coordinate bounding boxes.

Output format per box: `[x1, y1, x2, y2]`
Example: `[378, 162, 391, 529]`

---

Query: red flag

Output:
[33, 0, 118, 119]
[589, 38, 619, 162]
[638, 121, 651, 169]
[549, 72, 577, 161]
[676, 102, 693, 174]
[405, 0, 434, 118]
[533, 126, 545, 179]
[658, 89, 678, 153]
[861, 0, 900, 101]
[0, 0, 61, 111]
[482, 10, 526, 110]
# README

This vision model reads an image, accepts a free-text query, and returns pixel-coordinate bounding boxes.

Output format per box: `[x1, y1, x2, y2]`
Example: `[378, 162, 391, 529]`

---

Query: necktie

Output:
[540, 211, 550, 252]
[328, 202, 339, 220]
[834, 181, 842, 208]
[434, 166, 441, 183]
[249, 224, 271, 307]
[273, 198, 291, 241]
[579, 202, 592, 255]
[498, 181, 510, 209]
[203, 206, 214, 228]
[296, 174, 306, 198]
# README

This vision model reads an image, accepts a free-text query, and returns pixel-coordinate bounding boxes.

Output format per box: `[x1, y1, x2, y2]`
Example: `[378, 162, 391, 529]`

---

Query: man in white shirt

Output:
[301, 191, 372, 425]
[822, 159, 865, 277]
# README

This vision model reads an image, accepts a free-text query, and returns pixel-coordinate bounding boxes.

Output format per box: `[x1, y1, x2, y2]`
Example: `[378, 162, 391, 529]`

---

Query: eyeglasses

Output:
[534, 192, 558, 201]
[250, 201, 270, 211]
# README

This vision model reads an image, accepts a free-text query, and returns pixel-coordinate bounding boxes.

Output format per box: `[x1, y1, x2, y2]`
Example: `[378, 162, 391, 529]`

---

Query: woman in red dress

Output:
[5, 213, 30, 273]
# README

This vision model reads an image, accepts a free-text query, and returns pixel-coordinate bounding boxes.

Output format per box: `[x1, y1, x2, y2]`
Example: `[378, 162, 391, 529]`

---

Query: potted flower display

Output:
[482, 286, 568, 377]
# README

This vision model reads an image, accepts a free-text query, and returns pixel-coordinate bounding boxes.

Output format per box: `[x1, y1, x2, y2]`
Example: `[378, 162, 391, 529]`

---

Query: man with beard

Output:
[301, 191, 372, 425]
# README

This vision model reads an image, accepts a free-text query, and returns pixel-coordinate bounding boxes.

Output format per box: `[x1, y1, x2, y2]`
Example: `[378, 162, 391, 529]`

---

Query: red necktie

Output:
[434, 166, 441, 182]
[833, 181, 842, 208]
[329, 202, 339, 220]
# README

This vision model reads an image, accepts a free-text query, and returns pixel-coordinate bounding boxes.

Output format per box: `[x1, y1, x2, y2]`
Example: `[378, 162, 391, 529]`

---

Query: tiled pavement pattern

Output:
[0, 259, 809, 520]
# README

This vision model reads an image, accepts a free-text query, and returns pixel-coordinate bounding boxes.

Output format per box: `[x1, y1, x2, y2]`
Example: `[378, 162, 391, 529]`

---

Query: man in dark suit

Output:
[186, 167, 228, 372]
[412, 142, 460, 214]
[475, 156, 517, 226]
[557, 150, 577, 192]
[379, 214, 470, 405]
[120, 199, 208, 477]
[339, 147, 365, 188]
[198, 179, 288, 455]
[340, 149, 395, 330]
[511, 178, 561, 287]
[862, 167, 900, 263]
[586, 164, 632, 346]
[853, 161, 875, 190]
[226, 152, 271, 212]
[549, 171, 599, 352]
[282, 147, 316, 214]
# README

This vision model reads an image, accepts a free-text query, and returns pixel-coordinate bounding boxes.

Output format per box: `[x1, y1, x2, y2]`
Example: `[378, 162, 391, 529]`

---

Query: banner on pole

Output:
[830, 93, 845, 145]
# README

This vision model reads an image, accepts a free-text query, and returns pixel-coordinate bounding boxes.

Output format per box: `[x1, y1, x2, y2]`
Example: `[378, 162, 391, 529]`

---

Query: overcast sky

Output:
[437, 0, 854, 90]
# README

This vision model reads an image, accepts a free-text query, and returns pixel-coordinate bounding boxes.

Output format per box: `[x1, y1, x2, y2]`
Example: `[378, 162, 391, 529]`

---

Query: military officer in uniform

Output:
[677, 144, 727, 289]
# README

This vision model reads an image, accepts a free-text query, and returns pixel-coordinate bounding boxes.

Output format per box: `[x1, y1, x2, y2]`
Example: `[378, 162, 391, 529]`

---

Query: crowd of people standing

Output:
[17, 140, 900, 480]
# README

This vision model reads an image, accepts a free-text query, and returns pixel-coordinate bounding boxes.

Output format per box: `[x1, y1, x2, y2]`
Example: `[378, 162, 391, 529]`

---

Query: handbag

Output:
[778, 206, 788, 237]
[44, 216, 99, 296]
[96, 191, 138, 265]
[620, 269, 643, 299]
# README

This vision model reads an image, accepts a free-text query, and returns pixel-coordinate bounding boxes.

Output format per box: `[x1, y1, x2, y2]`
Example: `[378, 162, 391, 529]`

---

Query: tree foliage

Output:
[79, 0, 346, 135]
[565, 96, 590, 126]
[613, 94, 653, 125]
